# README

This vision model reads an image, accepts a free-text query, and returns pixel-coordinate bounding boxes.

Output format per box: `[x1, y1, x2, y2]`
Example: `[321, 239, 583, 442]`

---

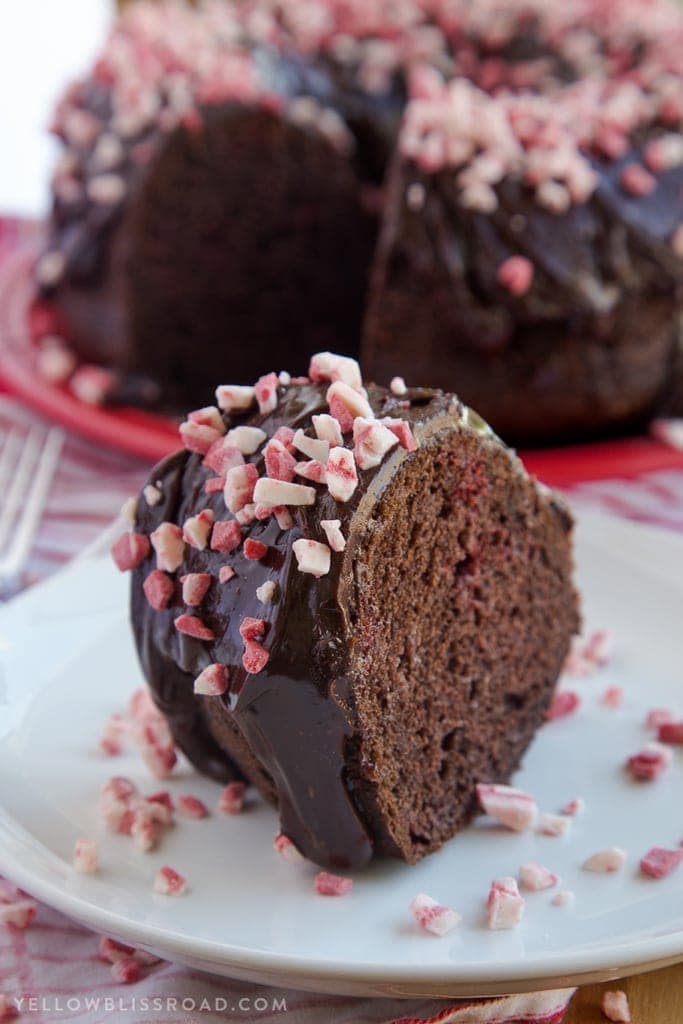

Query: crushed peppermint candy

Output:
[150, 522, 185, 572]
[226, 425, 267, 454]
[143, 483, 162, 506]
[314, 871, 353, 896]
[626, 742, 672, 782]
[256, 580, 277, 603]
[639, 846, 683, 879]
[476, 783, 538, 832]
[0, 899, 38, 930]
[111, 957, 141, 985]
[153, 866, 187, 896]
[519, 862, 559, 892]
[551, 890, 574, 908]
[174, 614, 214, 641]
[486, 877, 525, 930]
[410, 893, 461, 936]
[658, 720, 683, 744]
[602, 686, 624, 709]
[181, 572, 211, 606]
[219, 782, 247, 815]
[73, 838, 98, 874]
[176, 794, 210, 820]
[537, 813, 571, 838]
[326, 446, 358, 502]
[312, 414, 344, 446]
[216, 384, 255, 413]
[182, 509, 214, 550]
[547, 690, 581, 721]
[353, 417, 399, 470]
[219, 565, 236, 583]
[561, 797, 585, 816]
[194, 663, 229, 696]
[583, 847, 627, 873]
[274, 832, 304, 864]
[253, 477, 315, 507]
[320, 519, 346, 552]
[601, 990, 631, 1022]
[225, 463, 259, 513]
[292, 539, 331, 577]
[111, 531, 150, 572]
[390, 376, 407, 396]
[496, 255, 534, 296]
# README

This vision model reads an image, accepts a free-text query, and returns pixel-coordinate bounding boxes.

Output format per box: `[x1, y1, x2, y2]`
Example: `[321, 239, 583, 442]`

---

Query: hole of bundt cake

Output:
[124, 105, 376, 407]
[347, 428, 576, 863]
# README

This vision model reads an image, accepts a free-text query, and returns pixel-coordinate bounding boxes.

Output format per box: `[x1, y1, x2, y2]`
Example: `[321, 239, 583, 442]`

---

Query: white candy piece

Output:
[292, 539, 331, 577]
[602, 990, 631, 1023]
[253, 477, 316, 508]
[583, 847, 627, 873]
[256, 581, 277, 603]
[215, 384, 256, 413]
[537, 812, 572, 837]
[120, 496, 137, 525]
[273, 832, 304, 864]
[410, 893, 461, 936]
[182, 510, 214, 550]
[326, 447, 358, 502]
[320, 519, 346, 552]
[551, 890, 575, 908]
[313, 413, 344, 446]
[151, 522, 185, 572]
[189, 405, 225, 432]
[309, 351, 363, 391]
[293, 428, 330, 463]
[487, 877, 525, 930]
[476, 783, 538, 832]
[353, 416, 399, 470]
[73, 838, 98, 874]
[36, 250, 65, 287]
[224, 464, 258, 513]
[390, 376, 407, 396]
[143, 484, 162, 506]
[327, 380, 375, 423]
[519, 862, 559, 892]
[194, 663, 228, 696]
[226, 425, 267, 454]
[87, 173, 126, 204]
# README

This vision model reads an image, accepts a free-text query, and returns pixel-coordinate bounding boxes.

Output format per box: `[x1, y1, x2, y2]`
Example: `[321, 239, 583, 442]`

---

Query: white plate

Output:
[0, 511, 681, 998]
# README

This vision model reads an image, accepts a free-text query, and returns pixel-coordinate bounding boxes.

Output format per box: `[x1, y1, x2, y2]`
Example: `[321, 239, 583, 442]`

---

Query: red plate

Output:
[1, 223, 681, 484]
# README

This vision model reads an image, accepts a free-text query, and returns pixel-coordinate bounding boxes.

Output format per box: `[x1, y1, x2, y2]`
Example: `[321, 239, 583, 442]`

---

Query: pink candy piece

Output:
[194, 663, 229, 696]
[244, 538, 269, 560]
[153, 866, 187, 896]
[215, 384, 255, 413]
[476, 783, 538, 832]
[639, 846, 683, 879]
[182, 509, 214, 550]
[206, 474, 230, 494]
[202, 437, 244, 475]
[219, 565, 236, 583]
[224, 463, 259, 514]
[486, 877, 525, 930]
[265, 439, 296, 482]
[111, 957, 141, 984]
[626, 742, 672, 782]
[188, 405, 224, 433]
[326, 447, 358, 502]
[645, 708, 674, 730]
[581, 629, 613, 667]
[274, 507, 294, 531]
[174, 614, 214, 641]
[239, 617, 266, 641]
[314, 871, 353, 897]
[601, 990, 631, 1022]
[253, 477, 315, 508]
[274, 832, 304, 863]
[380, 418, 418, 452]
[146, 791, 174, 814]
[70, 365, 114, 405]
[551, 890, 574, 908]
[602, 686, 624, 709]
[496, 255, 534, 296]
[583, 847, 627, 873]
[111, 532, 150, 572]
[312, 413, 344, 446]
[137, 717, 177, 780]
[519, 862, 559, 892]
[226, 426, 267, 455]
[255, 372, 279, 415]
[294, 459, 327, 484]
[0, 899, 38, 930]
[73, 838, 98, 874]
[179, 418, 222, 455]
[353, 417, 399, 470]
[410, 893, 461, 936]
[327, 381, 374, 432]
[658, 721, 683, 745]
[320, 519, 346, 552]
[292, 539, 331, 577]
[176, 794, 209, 820]
[537, 813, 572, 838]
[242, 639, 270, 674]
[99, 936, 135, 963]
[620, 162, 656, 197]
[272, 425, 295, 450]
[309, 352, 363, 391]
[561, 797, 585, 817]
[150, 522, 185, 572]
[181, 572, 211, 606]
[130, 806, 161, 852]
[211, 519, 242, 553]
[547, 690, 581, 721]
[219, 781, 247, 815]
[143, 569, 174, 611]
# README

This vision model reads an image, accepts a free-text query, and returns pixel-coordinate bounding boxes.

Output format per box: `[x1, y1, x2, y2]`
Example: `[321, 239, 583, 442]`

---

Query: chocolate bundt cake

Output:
[38, 0, 683, 442]
[115, 353, 579, 869]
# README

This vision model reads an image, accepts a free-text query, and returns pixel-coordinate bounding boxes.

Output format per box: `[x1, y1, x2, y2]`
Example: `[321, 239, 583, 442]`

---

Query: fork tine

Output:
[0, 428, 65, 579]
[0, 428, 43, 553]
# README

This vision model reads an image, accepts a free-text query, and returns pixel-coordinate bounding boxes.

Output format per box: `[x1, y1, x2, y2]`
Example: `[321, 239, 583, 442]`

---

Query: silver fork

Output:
[0, 426, 65, 596]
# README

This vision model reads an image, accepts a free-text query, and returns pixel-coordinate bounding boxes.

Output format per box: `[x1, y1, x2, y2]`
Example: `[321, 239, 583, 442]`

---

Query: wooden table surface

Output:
[564, 962, 683, 1021]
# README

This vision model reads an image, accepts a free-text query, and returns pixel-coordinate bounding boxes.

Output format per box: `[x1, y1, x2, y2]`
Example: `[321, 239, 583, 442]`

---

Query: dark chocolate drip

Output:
[132, 381, 479, 868]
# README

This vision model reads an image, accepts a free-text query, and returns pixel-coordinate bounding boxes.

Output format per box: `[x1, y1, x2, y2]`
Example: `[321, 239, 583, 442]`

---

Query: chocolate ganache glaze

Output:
[131, 377, 501, 869]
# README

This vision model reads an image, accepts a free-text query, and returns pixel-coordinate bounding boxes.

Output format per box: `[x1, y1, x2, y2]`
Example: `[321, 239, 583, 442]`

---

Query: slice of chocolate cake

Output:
[115, 354, 579, 870]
